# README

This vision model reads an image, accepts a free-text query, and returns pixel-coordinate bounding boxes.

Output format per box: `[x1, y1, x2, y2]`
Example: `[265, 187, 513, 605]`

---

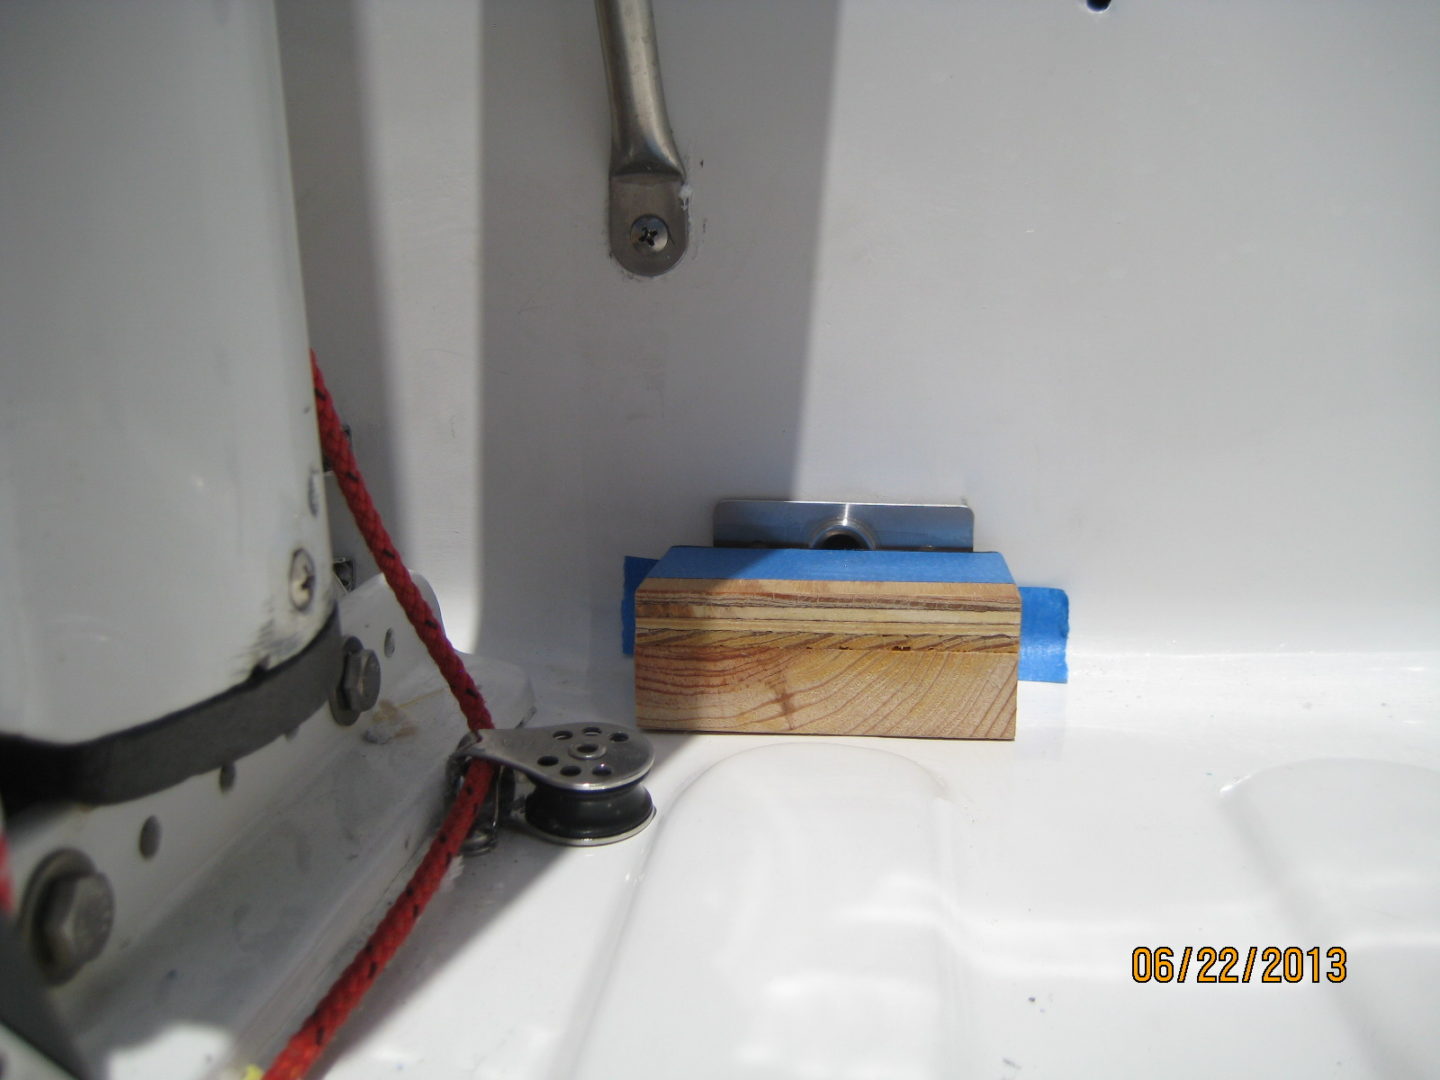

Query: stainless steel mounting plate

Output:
[454, 722, 653, 794]
[714, 500, 974, 552]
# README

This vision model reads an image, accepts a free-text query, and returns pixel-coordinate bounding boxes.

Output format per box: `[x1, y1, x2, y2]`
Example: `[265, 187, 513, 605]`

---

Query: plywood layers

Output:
[635, 577, 1020, 739]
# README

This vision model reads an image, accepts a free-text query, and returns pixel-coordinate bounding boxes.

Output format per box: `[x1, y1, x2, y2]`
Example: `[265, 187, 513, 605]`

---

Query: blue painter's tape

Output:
[1018, 587, 1069, 683]
[647, 545, 1014, 584]
[622, 556, 660, 656]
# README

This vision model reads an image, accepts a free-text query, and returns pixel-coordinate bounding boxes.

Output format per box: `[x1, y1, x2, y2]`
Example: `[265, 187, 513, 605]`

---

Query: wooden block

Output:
[634, 548, 1020, 739]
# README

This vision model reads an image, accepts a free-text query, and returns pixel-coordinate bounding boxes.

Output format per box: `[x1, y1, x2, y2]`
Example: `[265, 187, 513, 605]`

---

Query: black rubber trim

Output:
[0, 610, 342, 813]
[0, 912, 90, 1078]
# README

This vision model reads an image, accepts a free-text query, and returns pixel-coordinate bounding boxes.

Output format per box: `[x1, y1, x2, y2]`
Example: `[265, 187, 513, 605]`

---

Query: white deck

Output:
[318, 653, 1440, 1079]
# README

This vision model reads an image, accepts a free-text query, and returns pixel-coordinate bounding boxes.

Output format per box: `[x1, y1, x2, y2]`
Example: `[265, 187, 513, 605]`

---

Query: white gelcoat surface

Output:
[265, 7, 1440, 1075]
[0, 2, 331, 740]
[318, 653, 1440, 1080]
[277, 0, 1440, 683]
[279, 0, 484, 650]
[569, 744, 965, 1080]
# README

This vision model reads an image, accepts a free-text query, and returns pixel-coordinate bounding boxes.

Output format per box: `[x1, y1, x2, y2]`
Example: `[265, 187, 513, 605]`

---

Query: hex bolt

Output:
[37, 872, 115, 984]
[337, 641, 382, 717]
[289, 548, 316, 612]
[629, 215, 669, 254]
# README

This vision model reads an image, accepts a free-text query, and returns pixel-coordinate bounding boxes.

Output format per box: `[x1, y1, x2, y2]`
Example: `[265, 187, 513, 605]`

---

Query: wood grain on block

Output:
[636, 578, 1018, 643]
[634, 573, 1020, 739]
[636, 645, 1016, 738]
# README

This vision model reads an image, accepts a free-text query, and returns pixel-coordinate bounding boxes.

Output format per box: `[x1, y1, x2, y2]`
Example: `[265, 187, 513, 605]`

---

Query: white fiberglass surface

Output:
[320, 653, 1440, 1080]
[1222, 759, 1440, 1078]
[263, 2, 1440, 1076]
[572, 744, 963, 1080]
[280, 0, 1440, 671]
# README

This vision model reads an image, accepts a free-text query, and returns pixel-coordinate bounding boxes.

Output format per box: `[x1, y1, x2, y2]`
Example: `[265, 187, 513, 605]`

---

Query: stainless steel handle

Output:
[595, 0, 688, 276]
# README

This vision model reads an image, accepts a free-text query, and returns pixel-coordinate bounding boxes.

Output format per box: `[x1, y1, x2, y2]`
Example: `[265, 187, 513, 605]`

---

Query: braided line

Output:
[309, 352, 492, 734]
[264, 354, 495, 1080]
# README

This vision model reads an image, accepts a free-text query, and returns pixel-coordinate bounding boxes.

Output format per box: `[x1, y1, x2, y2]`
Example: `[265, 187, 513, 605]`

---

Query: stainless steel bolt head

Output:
[39, 872, 114, 982]
[343, 648, 382, 713]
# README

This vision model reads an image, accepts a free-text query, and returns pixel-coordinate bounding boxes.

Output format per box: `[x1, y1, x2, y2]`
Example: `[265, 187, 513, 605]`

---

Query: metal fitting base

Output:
[453, 721, 657, 847]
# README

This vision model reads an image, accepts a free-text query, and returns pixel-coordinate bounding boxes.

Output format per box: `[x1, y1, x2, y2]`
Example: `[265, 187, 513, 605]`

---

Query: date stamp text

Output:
[1131, 946, 1347, 984]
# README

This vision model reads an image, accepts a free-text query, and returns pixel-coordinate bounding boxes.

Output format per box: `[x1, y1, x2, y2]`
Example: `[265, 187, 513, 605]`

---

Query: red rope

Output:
[264, 354, 495, 1080]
